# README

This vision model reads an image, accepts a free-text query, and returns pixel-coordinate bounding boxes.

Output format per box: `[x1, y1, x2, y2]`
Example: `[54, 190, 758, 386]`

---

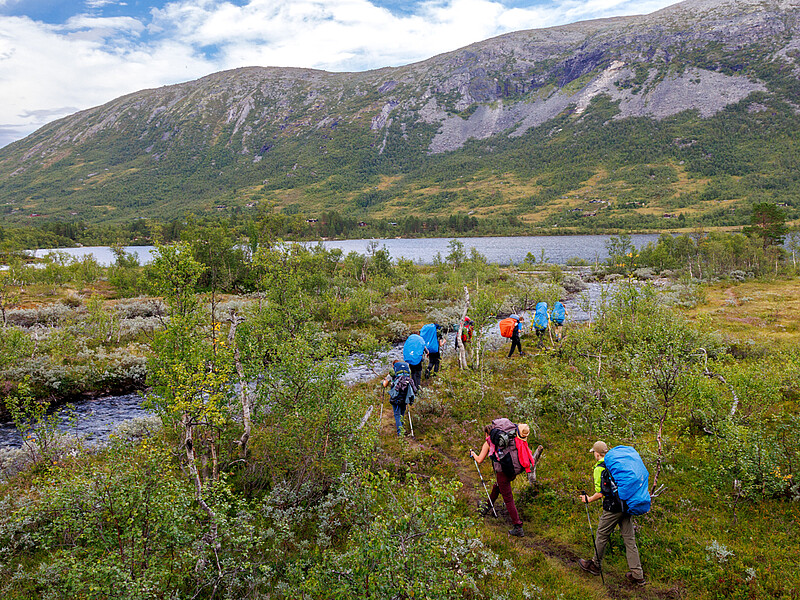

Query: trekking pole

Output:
[407, 406, 414, 437]
[581, 490, 605, 585]
[379, 385, 384, 431]
[472, 450, 498, 517]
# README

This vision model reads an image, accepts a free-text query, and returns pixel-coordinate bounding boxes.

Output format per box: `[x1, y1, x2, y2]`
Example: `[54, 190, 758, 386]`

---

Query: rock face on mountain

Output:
[1, 0, 799, 223]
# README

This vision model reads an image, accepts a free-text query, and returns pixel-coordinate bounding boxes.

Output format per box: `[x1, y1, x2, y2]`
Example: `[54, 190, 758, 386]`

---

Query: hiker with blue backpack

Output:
[578, 441, 648, 586]
[550, 301, 567, 342]
[382, 360, 417, 436]
[403, 333, 428, 389]
[420, 323, 443, 379]
[533, 301, 549, 347]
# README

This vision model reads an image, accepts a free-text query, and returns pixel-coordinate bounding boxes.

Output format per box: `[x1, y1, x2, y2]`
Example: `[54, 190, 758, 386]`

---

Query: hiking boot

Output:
[625, 572, 646, 586]
[478, 502, 494, 517]
[508, 524, 525, 537]
[578, 558, 601, 575]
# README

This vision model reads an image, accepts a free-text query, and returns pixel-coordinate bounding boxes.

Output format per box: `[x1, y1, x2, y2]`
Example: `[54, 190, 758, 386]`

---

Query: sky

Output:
[0, 0, 678, 148]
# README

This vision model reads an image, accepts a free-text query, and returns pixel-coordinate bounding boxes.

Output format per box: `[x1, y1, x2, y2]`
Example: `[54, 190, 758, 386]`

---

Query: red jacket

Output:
[515, 437, 535, 473]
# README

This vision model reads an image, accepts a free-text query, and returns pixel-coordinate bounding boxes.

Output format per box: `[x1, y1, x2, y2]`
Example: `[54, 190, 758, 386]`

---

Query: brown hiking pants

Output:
[593, 510, 643, 579]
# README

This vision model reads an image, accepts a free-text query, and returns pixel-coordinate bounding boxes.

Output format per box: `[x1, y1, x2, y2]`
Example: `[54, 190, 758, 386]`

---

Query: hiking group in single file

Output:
[382, 302, 650, 588]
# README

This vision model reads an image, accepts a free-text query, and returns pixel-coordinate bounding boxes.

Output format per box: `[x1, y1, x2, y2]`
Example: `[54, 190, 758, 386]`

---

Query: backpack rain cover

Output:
[533, 302, 549, 331]
[604, 445, 651, 515]
[551, 301, 566, 326]
[420, 323, 439, 353]
[499, 318, 517, 338]
[403, 334, 426, 365]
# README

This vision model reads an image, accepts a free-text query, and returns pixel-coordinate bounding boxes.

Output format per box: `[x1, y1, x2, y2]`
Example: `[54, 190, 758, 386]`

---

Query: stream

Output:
[0, 285, 606, 448]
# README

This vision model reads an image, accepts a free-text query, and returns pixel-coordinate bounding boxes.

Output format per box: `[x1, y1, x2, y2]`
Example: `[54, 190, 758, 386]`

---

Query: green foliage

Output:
[743, 202, 788, 250]
[107, 246, 144, 297]
[5, 379, 73, 465]
[0, 441, 194, 598]
[303, 472, 513, 599]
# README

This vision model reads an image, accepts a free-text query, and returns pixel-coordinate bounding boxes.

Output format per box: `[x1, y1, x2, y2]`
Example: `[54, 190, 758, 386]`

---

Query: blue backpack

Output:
[389, 361, 416, 406]
[403, 334, 426, 365]
[419, 323, 439, 353]
[533, 302, 549, 332]
[603, 446, 651, 515]
[551, 301, 566, 326]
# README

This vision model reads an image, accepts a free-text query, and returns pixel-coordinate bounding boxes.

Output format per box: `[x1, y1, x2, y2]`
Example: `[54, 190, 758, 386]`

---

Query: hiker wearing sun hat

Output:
[469, 420, 543, 537]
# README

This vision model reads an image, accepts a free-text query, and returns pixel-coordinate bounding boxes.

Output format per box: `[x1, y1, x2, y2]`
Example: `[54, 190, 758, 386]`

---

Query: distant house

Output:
[306, 218, 318, 223]
[388, 222, 398, 226]
[358, 221, 368, 227]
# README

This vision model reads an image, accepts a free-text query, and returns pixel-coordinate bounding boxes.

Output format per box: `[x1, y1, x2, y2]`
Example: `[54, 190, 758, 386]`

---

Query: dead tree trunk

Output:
[228, 310, 252, 458]
[456, 286, 470, 369]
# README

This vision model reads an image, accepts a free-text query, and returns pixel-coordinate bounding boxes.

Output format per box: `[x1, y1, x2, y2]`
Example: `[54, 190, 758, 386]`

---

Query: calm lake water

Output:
[34, 234, 661, 266]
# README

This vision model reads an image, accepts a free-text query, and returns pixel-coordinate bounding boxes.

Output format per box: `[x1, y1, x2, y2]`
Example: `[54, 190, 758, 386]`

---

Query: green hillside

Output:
[1, 0, 800, 232]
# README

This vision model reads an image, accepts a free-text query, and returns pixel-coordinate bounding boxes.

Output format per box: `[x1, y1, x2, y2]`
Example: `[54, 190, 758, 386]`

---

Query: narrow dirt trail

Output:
[375, 407, 681, 600]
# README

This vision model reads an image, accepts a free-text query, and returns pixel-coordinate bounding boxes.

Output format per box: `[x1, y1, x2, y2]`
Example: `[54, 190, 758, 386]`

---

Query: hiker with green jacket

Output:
[578, 441, 646, 586]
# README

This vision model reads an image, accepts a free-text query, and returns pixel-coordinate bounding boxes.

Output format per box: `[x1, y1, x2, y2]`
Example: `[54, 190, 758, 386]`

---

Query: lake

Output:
[34, 234, 662, 266]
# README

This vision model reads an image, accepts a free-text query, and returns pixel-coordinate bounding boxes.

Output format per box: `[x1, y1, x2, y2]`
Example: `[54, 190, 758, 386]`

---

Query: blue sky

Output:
[0, 0, 678, 147]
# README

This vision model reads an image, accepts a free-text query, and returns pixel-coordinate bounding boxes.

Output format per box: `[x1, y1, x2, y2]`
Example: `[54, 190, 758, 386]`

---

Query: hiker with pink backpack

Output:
[470, 418, 543, 537]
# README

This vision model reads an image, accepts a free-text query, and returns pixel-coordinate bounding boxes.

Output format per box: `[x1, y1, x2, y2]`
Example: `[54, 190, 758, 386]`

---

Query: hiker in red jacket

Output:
[470, 420, 543, 537]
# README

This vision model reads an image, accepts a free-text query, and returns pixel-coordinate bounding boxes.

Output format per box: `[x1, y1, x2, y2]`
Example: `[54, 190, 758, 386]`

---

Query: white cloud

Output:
[85, 0, 128, 8]
[0, 0, 678, 147]
[0, 15, 212, 147]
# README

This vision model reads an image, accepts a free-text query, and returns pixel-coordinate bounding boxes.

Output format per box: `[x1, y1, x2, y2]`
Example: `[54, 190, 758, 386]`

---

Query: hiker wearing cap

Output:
[578, 441, 646, 586]
[470, 420, 542, 537]
[508, 315, 525, 357]
[382, 360, 417, 436]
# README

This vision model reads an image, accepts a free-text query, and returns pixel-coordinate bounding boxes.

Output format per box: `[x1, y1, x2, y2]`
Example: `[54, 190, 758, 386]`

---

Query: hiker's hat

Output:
[517, 423, 530, 440]
[590, 441, 608, 455]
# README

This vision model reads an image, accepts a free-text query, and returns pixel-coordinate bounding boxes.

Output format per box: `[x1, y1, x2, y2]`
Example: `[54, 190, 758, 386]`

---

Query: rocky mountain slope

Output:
[1, 0, 799, 228]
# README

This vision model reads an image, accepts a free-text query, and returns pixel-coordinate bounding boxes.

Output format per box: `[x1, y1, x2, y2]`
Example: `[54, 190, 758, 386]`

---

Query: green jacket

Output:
[594, 458, 623, 513]
[593, 460, 605, 494]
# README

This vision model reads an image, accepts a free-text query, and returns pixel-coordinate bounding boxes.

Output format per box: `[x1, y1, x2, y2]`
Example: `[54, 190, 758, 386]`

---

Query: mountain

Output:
[1, 0, 799, 231]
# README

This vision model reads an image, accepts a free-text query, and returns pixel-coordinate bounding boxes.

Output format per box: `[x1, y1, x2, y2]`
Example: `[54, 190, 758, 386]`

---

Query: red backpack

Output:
[499, 318, 517, 338]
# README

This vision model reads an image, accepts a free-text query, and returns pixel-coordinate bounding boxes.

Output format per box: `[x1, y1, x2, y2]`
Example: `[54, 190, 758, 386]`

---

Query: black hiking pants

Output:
[508, 331, 523, 357]
[425, 351, 440, 378]
[409, 361, 423, 389]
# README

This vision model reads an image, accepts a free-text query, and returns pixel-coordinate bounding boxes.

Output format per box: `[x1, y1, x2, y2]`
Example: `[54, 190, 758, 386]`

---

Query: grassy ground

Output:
[363, 300, 800, 599]
[682, 278, 800, 349]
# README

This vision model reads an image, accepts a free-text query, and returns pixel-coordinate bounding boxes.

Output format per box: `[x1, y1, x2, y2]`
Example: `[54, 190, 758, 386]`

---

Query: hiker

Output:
[533, 301, 549, 347]
[403, 333, 427, 389]
[470, 419, 542, 537]
[455, 316, 474, 367]
[506, 314, 524, 357]
[455, 317, 474, 350]
[551, 301, 567, 342]
[578, 441, 646, 586]
[382, 360, 417, 436]
[420, 323, 443, 378]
